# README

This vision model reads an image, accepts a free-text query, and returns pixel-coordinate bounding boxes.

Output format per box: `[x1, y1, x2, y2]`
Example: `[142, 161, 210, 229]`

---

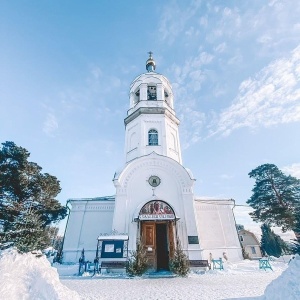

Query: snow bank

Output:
[0, 249, 80, 300]
[262, 255, 300, 300]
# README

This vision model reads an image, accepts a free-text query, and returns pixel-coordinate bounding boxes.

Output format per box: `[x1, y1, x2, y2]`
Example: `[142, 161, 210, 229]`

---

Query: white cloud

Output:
[209, 45, 300, 137]
[282, 163, 300, 179]
[214, 42, 226, 53]
[158, 0, 300, 146]
[185, 26, 200, 37]
[178, 106, 206, 149]
[43, 113, 58, 137]
[58, 65, 125, 115]
[158, 0, 202, 44]
[220, 174, 233, 180]
[170, 51, 214, 90]
[167, 49, 215, 149]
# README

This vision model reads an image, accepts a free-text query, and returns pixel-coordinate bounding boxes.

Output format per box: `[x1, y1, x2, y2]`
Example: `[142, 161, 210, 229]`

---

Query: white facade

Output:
[62, 54, 243, 267]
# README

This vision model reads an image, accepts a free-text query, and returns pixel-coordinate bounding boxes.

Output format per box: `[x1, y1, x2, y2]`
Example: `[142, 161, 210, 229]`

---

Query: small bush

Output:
[126, 240, 148, 276]
[169, 240, 190, 276]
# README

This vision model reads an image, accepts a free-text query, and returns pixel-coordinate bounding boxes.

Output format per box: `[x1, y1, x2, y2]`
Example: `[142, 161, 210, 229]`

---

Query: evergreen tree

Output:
[0, 141, 67, 252]
[260, 223, 289, 257]
[0, 208, 50, 253]
[126, 239, 148, 276]
[247, 164, 300, 240]
[169, 239, 190, 276]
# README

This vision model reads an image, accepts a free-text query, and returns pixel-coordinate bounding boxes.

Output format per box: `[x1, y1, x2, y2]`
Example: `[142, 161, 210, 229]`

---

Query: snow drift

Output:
[0, 249, 80, 300]
[261, 255, 300, 300]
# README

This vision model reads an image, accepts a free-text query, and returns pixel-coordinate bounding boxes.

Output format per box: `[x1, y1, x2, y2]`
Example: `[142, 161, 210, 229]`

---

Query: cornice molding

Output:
[124, 107, 180, 126]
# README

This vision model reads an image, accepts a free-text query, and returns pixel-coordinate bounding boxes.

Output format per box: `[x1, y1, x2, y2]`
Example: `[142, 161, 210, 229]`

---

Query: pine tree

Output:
[169, 239, 190, 276]
[260, 223, 289, 257]
[247, 164, 300, 242]
[0, 141, 67, 230]
[0, 141, 67, 252]
[0, 208, 50, 253]
[126, 239, 148, 276]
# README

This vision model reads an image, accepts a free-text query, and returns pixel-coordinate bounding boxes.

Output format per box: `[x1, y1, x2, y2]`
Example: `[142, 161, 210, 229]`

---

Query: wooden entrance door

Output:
[141, 221, 175, 271]
[142, 222, 156, 269]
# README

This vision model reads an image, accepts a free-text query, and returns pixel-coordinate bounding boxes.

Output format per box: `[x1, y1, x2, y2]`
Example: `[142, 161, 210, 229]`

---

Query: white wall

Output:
[194, 199, 243, 262]
[63, 200, 115, 262]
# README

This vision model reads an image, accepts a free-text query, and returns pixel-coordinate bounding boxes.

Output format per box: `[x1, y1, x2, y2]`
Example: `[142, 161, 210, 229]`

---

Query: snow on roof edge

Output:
[67, 196, 115, 202]
[97, 235, 129, 240]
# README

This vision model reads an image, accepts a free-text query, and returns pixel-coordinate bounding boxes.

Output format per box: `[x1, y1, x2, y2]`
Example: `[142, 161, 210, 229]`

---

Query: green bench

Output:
[212, 258, 224, 270]
[259, 258, 273, 271]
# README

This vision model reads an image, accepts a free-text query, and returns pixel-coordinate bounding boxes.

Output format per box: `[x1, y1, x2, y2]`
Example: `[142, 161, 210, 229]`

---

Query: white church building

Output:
[62, 53, 243, 269]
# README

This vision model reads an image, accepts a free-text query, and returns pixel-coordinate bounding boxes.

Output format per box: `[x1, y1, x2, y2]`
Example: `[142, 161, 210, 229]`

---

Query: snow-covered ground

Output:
[60, 259, 291, 300]
[1, 249, 299, 300]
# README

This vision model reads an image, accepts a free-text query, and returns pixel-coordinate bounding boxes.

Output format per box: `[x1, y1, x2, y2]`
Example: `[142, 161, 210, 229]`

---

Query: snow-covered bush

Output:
[126, 240, 148, 276]
[169, 240, 190, 276]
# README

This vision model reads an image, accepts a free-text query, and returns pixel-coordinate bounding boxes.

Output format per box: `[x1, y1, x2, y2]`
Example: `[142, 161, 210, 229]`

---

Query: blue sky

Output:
[1, 1, 300, 235]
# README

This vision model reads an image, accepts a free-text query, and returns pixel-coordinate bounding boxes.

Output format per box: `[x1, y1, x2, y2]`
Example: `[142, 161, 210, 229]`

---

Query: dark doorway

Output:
[156, 223, 169, 271]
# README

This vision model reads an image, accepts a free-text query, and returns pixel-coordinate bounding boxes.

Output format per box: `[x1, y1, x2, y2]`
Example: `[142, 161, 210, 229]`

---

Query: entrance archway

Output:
[138, 200, 176, 271]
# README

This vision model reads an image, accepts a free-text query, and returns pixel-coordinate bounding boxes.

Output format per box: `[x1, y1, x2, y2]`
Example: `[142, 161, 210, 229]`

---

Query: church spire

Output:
[146, 51, 156, 72]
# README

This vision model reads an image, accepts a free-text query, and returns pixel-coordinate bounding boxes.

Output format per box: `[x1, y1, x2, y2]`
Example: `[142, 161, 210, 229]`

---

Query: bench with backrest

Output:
[189, 260, 209, 269]
[259, 258, 273, 271]
[212, 258, 224, 270]
[100, 261, 127, 273]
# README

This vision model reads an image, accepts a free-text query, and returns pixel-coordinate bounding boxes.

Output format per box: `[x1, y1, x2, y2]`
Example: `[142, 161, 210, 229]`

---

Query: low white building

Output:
[62, 54, 243, 270]
[239, 229, 262, 259]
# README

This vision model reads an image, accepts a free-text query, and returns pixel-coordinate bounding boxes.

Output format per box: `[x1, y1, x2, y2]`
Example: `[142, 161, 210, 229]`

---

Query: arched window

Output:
[148, 129, 158, 145]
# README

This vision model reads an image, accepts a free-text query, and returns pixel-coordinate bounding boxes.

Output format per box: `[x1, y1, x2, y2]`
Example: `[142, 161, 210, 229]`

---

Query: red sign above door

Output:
[139, 200, 175, 220]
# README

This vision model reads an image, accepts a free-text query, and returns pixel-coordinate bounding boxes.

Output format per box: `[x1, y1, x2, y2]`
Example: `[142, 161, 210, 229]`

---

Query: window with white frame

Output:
[148, 129, 158, 145]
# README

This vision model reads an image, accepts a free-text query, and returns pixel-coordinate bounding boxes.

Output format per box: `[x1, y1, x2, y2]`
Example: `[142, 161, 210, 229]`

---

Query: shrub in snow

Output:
[169, 240, 190, 277]
[0, 248, 80, 300]
[262, 255, 300, 299]
[126, 240, 148, 276]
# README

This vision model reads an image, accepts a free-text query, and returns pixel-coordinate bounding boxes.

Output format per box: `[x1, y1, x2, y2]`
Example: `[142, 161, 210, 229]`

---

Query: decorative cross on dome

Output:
[146, 51, 156, 72]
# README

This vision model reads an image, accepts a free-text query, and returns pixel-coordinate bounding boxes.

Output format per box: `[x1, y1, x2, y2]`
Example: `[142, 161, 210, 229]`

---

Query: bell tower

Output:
[124, 53, 182, 164]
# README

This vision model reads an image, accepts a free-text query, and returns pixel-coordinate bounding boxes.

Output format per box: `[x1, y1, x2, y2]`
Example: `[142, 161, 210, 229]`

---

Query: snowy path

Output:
[62, 271, 281, 300]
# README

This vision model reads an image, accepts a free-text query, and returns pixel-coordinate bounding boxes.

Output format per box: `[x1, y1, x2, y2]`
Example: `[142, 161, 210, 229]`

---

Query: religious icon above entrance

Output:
[139, 200, 175, 220]
[148, 175, 161, 187]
